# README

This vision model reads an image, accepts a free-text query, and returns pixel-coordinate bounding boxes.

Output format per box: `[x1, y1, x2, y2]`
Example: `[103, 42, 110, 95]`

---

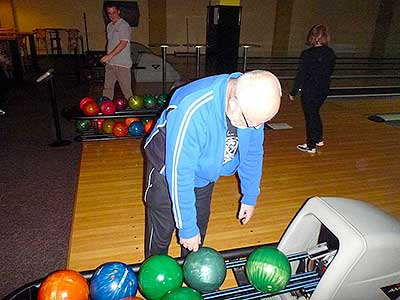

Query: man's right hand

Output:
[100, 54, 112, 64]
[180, 234, 201, 252]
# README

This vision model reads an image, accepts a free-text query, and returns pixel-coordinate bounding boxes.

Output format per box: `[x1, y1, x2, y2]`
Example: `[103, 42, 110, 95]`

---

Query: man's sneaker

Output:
[297, 144, 316, 153]
[316, 141, 324, 147]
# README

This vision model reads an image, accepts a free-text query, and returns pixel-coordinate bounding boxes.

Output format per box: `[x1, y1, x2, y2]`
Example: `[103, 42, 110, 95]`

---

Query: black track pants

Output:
[144, 160, 214, 258]
[301, 96, 325, 148]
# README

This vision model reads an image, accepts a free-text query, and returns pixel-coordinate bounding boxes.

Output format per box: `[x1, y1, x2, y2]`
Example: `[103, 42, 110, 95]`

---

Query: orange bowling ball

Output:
[143, 119, 155, 134]
[125, 117, 141, 127]
[38, 269, 89, 300]
[113, 121, 128, 137]
[82, 101, 100, 116]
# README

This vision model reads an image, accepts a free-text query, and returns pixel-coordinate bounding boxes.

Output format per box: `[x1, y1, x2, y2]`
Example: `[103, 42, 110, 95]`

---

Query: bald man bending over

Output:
[143, 70, 282, 257]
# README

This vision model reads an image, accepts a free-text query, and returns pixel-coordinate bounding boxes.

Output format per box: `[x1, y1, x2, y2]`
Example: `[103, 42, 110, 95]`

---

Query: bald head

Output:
[227, 70, 282, 128]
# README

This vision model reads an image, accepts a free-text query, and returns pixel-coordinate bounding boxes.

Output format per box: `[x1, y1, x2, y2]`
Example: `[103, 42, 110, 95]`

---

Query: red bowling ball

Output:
[100, 100, 117, 115]
[91, 118, 105, 130]
[79, 97, 95, 110]
[113, 97, 128, 111]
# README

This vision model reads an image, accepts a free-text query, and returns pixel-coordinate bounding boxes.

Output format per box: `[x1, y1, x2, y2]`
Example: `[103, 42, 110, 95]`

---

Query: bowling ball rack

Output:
[2, 242, 322, 300]
[202, 250, 319, 300]
[66, 106, 162, 142]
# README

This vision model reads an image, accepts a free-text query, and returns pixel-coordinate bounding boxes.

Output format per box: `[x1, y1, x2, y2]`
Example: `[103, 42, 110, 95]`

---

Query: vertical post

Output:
[242, 45, 249, 72]
[55, 29, 62, 55]
[9, 39, 23, 81]
[196, 46, 201, 78]
[79, 36, 85, 66]
[80, 36, 85, 56]
[195, 45, 203, 78]
[241, 44, 260, 72]
[271, 0, 294, 57]
[83, 13, 90, 52]
[48, 76, 71, 147]
[28, 33, 39, 70]
[370, 0, 396, 57]
[160, 45, 168, 93]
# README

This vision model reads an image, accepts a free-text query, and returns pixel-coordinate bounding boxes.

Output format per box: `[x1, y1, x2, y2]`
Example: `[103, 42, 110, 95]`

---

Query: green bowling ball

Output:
[75, 119, 91, 132]
[143, 95, 157, 109]
[157, 93, 169, 108]
[161, 287, 203, 300]
[183, 247, 226, 293]
[245, 247, 291, 294]
[138, 255, 183, 300]
[128, 95, 144, 110]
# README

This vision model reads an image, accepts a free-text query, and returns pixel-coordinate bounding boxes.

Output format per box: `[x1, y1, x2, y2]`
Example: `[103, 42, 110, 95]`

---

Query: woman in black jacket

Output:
[289, 24, 336, 153]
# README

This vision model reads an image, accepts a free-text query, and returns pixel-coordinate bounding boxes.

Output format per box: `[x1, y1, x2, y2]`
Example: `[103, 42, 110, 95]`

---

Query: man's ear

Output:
[227, 96, 239, 111]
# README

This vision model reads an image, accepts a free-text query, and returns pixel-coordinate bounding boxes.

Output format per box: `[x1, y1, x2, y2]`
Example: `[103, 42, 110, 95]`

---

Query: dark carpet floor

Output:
[0, 56, 87, 298]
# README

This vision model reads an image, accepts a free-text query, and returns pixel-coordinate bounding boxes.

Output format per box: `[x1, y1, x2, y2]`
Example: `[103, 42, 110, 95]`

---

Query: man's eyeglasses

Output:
[240, 109, 250, 128]
[234, 97, 263, 129]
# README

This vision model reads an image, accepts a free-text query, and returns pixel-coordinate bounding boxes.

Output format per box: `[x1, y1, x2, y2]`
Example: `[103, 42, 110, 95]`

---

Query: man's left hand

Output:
[180, 234, 201, 252]
[238, 203, 255, 224]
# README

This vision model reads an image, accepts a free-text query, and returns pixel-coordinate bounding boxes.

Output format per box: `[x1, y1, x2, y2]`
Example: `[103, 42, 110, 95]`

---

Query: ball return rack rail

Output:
[3, 242, 327, 300]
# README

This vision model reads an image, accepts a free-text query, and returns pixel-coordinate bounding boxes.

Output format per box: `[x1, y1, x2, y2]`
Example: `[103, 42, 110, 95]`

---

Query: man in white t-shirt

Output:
[101, 3, 133, 100]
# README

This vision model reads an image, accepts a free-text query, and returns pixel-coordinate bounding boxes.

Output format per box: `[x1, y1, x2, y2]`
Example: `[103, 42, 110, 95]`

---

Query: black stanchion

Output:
[149, 43, 180, 94]
[36, 69, 71, 147]
[160, 45, 168, 94]
[183, 44, 206, 79]
[240, 44, 261, 72]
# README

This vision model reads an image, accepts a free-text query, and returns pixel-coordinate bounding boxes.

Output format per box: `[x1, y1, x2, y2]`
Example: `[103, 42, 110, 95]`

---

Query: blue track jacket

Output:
[144, 73, 265, 239]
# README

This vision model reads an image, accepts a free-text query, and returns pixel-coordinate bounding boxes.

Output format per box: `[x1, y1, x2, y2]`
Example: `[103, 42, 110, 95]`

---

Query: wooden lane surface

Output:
[68, 93, 400, 290]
